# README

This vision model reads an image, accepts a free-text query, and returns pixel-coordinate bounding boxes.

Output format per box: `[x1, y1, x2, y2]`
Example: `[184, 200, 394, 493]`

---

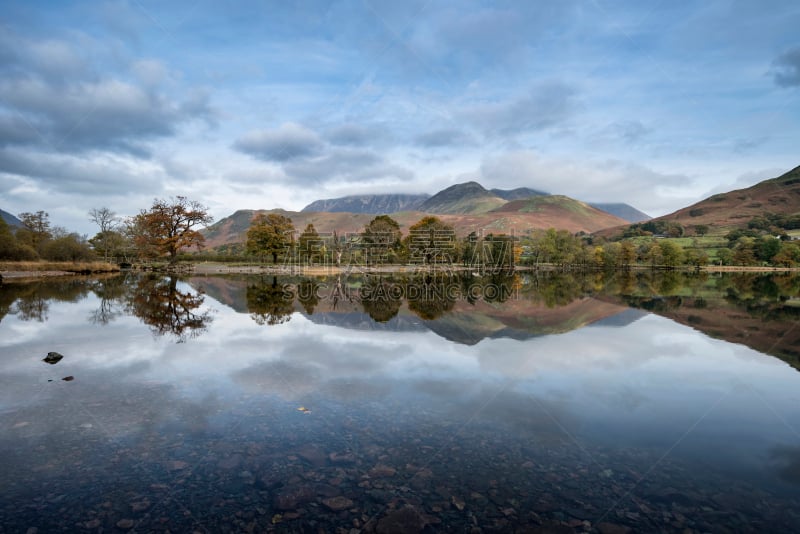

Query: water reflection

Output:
[2, 271, 800, 531]
[246, 275, 294, 325]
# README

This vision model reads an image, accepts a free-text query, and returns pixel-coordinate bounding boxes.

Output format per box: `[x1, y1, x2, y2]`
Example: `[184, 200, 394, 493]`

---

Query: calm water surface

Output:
[1, 271, 800, 533]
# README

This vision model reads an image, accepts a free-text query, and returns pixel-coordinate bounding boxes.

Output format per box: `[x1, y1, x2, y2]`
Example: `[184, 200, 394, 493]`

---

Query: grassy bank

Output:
[0, 261, 120, 275]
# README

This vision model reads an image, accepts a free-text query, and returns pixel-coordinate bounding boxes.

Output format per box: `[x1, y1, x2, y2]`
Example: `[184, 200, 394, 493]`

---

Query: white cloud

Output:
[233, 122, 323, 162]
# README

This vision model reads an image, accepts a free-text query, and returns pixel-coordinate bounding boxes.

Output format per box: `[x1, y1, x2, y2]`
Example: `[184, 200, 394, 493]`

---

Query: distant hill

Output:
[1, 209, 22, 228]
[484, 195, 629, 233]
[598, 164, 800, 237]
[490, 187, 549, 201]
[419, 182, 507, 214]
[299, 186, 649, 223]
[588, 203, 650, 223]
[663, 165, 800, 229]
[302, 194, 429, 214]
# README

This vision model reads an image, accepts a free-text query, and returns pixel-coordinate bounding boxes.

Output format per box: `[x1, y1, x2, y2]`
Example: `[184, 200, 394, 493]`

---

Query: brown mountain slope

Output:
[204, 201, 629, 249]
[597, 164, 800, 237]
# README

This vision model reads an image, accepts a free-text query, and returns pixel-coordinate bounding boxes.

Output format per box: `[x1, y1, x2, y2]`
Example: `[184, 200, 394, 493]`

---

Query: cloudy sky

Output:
[0, 0, 798, 234]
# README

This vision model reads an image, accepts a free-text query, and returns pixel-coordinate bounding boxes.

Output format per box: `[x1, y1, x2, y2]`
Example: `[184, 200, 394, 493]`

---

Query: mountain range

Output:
[203, 182, 631, 249]
[301, 183, 650, 223]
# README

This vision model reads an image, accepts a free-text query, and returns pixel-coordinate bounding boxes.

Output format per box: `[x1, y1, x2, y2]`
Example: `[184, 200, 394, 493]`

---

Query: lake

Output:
[1, 271, 800, 533]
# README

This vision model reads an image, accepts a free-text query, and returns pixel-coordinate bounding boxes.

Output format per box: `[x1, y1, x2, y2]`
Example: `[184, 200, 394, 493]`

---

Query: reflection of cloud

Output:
[770, 445, 800, 484]
[229, 336, 412, 400]
[232, 359, 322, 399]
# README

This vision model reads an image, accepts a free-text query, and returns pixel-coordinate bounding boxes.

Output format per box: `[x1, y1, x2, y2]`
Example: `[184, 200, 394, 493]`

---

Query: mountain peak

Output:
[419, 182, 505, 214]
[301, 194, 429, 214]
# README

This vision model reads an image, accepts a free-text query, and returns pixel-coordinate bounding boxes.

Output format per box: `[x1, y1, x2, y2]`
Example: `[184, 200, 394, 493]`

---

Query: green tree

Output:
[683, 247, 709, 267]
[619, 241, 636, 270]
[18, 210, 52, 251]
[732, 237, 757, 266]
[246, 213, 295, 264]
[773, 243, 800, 267]
[297, 223, 321, 264]
[40, 234, 95, 261]
[693, 224, 709, 236]
[132, 197, 213, 263]
[0, 217, 38, 260]
[363, 215, 402, 264]
[716, 247, 734, 266]
[462, 232, 478, 267]
[646, 242, 663, 268]
[483, 233, 516, 270]
[404, 216, 456, 264]
[601, 242, 621, 270]
[659, 241, 684, 269]
[89, 230, 129, 261]
[756, 236, 781, 263]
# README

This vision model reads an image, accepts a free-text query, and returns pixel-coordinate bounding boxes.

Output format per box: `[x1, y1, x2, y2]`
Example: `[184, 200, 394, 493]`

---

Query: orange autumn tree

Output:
[132, 196, 213, 263]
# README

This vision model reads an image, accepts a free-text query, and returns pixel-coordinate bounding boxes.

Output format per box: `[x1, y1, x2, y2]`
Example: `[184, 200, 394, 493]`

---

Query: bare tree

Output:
[89, 207, 119, 262]
[89, 207, 117, 233]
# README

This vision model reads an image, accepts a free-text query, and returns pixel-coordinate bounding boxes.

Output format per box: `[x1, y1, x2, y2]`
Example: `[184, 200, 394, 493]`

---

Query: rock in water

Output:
[295, 444, 327, 467]
[116, 518, 135, 529]
[322, 496, 354, 511]
[376, 506, 425, 534]
[369, 464, 397, 478]
[43, 352, 64, 364]
[273, 484, 316, 510]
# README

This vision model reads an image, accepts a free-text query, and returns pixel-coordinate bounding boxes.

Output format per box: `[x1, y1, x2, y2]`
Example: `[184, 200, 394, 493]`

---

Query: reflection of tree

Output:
[361, 279, 402, 322]
[407, 275, 456, 320]
[0, 286, 17, 323]
[88, 275, 130, 325]
[12, 294, 49, 322]
[5, 279, 92, 322]
[519, 272, 590, 308]
[481, 273, 517, 303]
[128, 276, 211, 341]
[246, 276, 295, 325]
[296, 279, 320, 315]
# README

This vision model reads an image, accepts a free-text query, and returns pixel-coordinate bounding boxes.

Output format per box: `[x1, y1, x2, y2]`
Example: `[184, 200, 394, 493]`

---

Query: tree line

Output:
[3, 195, 799, 268]
[243, 213, 519, 269]
[0, 196, 212, 264]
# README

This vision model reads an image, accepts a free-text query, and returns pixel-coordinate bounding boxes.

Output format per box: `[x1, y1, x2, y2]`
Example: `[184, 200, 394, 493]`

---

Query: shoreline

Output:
[2, 262, 799, 281]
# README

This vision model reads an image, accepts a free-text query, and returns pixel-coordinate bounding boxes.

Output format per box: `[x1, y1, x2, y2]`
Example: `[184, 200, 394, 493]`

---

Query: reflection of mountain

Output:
[301, 310, 427, 333]
[189, 274, 631, 345]
[588, 308, 648, 328]
[597, 273, 800, 371]
[426, 298, 632, 345]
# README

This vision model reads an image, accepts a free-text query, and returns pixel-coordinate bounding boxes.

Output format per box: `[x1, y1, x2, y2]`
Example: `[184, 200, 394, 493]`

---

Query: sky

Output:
[0, 0, 798, 235]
